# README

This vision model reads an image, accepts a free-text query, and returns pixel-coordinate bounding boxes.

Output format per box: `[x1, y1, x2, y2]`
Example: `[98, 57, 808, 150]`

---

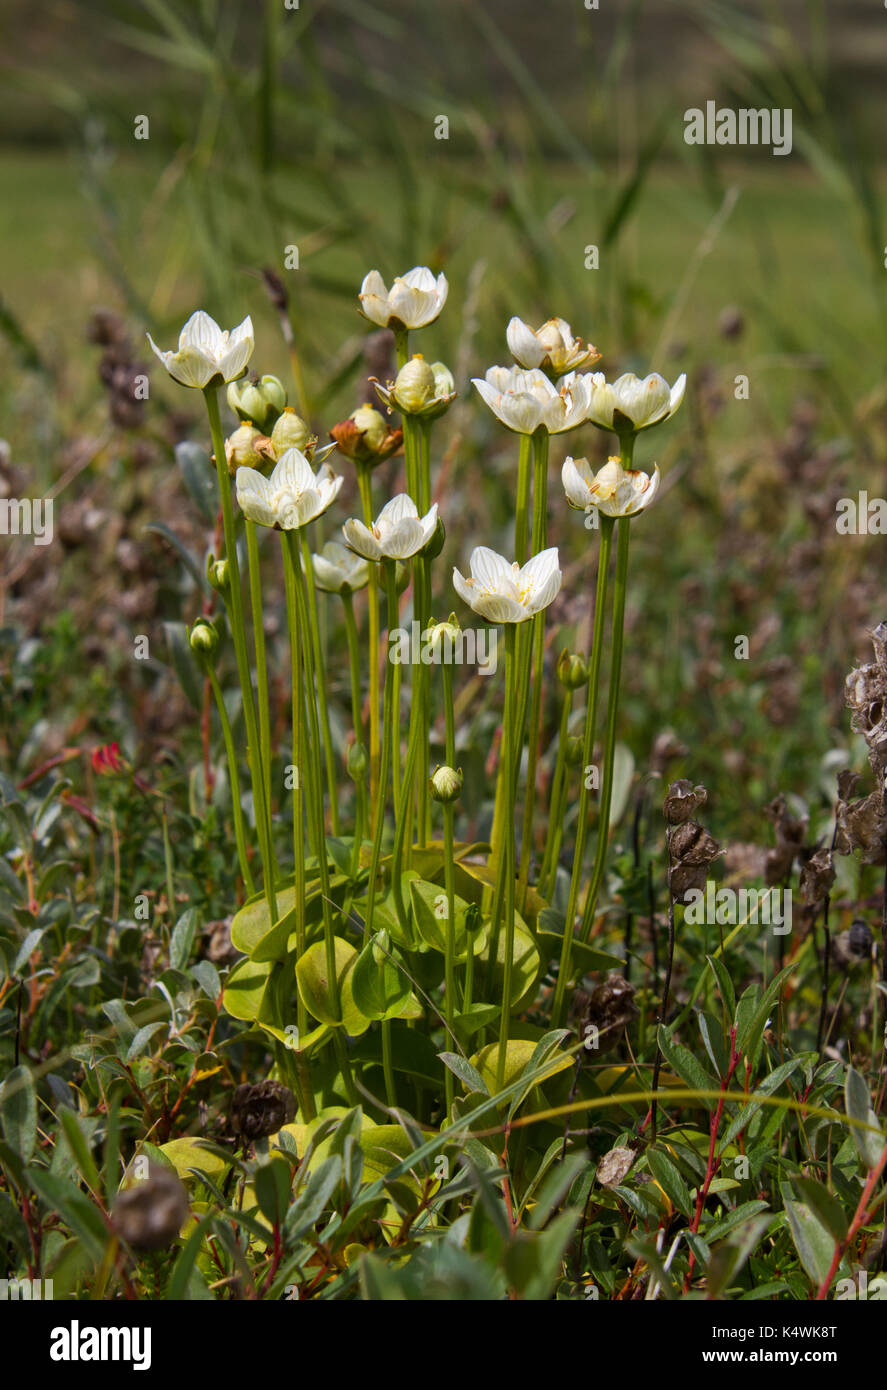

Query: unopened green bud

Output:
[352, 404, 387, 453]
[557, 649, 589, 690]
[564, 736, 584, 767]
[227, 374, 287, 432]
[206, 554, 229, 591]
[347, 741, 368, 781]
[422, 515, 446, 559]
[271, 407, 311, 456]
[429, 764, 463, 804]
[393, 355, 436, 413]
[189, 618, 220, 658]
[371, 928, 390, 965]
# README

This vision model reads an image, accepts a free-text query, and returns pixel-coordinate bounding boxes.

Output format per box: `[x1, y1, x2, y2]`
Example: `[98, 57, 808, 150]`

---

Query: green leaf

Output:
[736, 963, 795, 1069]
[439, 1052, 489, 1096]
[794, 1177, 848, 1244]
[29, 1168, 108, 1261]
[168, 1212, 215, 1300]
[59, 1109, 102, 1195]
[1, 1065, 36, 1163]
[351, 931, 414, 1021]
[286, 1155, 344, 1242]
[221, 956, 273, 1022]
[706, 1215, 771, 1298]
[295, 938, 370, 1034]
[0, 1190, 30, 1260]
[657, 1025, 719, 1109]
[255, 1156, 292, 1227]
[170, 907, 200, 972]
[845, 1065, 884, 1170]
[706, 953, 736, 1018]
[174, 441, 216, 523]
[409, 878, 486, 958]
[646, 1147, 694, 1219]
[784, 1199, 835, 1288]
[125, 1021, 167, 1063]
[162, 620, 203, 709]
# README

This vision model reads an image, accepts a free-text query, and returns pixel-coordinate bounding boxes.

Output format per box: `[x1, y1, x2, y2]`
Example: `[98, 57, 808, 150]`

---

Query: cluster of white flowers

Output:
[147, 268, 685, 625]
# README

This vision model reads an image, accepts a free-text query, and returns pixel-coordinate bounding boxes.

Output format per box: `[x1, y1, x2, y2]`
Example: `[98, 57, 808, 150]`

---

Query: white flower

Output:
[452, 546, 562, 624]
[359, 267, 449, 330]
[472, 365, 592, 435]
[147, 310, 254, 389]
[342, 494, 439, 562]
[562, 455, 660, 518]
[585, 371, 686, 435]
[506, 316, 599, 376]
[308, 541, 370, 594]
[235, 448, 343, 530]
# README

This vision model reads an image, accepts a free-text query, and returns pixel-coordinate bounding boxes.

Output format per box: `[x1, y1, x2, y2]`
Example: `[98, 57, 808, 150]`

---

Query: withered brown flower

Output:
[663, 779, 707, 825]
[229, 1080, 297, 1140]
[112, 1165, 190, 1251]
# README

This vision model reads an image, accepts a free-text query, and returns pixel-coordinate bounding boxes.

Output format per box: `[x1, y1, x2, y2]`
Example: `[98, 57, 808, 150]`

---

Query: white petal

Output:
[180, 310, 223, 358]
[343, 518, 381, 561]
[506, 317, 545, 368]
[271, 448, 316, 496]
[377, 494, 419, 528]
[469, 546, 514, 589]
[236, 468, 275, 527]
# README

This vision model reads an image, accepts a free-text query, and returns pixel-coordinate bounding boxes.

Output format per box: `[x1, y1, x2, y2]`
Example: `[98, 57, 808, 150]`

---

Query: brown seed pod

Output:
[798, 846, 835, 906]
[668, 820, 722, 867]
[229, 1080, 297, 1141]
[112, 1165, 190, 1252]
[583, 975, 638, 1047]
[596, 1146, 636, 1187]
[663, 779, 707, 825]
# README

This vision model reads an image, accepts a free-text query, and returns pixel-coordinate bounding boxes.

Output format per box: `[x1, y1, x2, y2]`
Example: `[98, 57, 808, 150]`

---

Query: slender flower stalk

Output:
[538, 689, 574, 896]
[300, 541, 341, 836]
[580, 513, 631, 942]
[517, 431, 550, 903]
[441, 661, 458, 1114]
[281, 539, 308, 1044]
[244, 519, 272, 823]
[355, 464, 381, 804]
[365, 560, 400, 933]
[204, 386, 278, 922]
[205, 665, 255, 896]
[341, 589, 368, 844]
[496, 623, 518, 1092]
[551, 516, 614, 1027]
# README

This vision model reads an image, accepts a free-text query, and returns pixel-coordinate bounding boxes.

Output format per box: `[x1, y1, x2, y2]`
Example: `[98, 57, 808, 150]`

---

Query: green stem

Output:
[206, 665, 256, 894]
[300, 534, 340, 836]
[538, 690, 573, 897]
[495, 624, 518, 1093]
[366, 561, 399, 934]
[515, 432, 549, 901]
[204, 386, 277, 924]
[514, 432, 532, 564]
[281, 539, 307, 1042]
[356, 464, 380, 807]
[245, 518, 272, 825]
[342, 589, 368, 850]
[550, 514, 614, 1028]
[443, 801, 457, 1115]
[580, 515, 631, 942]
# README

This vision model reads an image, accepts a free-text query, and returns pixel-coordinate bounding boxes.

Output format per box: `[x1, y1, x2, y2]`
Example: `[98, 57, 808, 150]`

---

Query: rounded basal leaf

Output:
[295, 938, 370, 1034]
[469, 1039, 572, 1097]
[409, 878, 488, 958]
[159, 1137, 230, 1184]
[480, 912, 541, 1009]
[230, 886, 299, 960]
[222, 956, 274, 1022]
[351, 932, 414, 1021]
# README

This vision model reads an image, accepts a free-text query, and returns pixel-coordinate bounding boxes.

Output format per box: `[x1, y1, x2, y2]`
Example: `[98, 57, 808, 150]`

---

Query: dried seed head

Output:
[798, 846, 835, 906]
[583, 975, 638, 1046]
[835, 789, 887, 864]
[112, 1164, 190, 1251]
[849, 919, 874, 956]
[668, 820, 722, 866]
[663, 779, 707, 825]
[229, 1080, 297, 1140]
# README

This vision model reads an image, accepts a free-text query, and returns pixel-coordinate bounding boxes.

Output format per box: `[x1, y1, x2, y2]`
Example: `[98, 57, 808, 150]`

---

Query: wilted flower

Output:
[506, 316, 600, 376]
[583, 975, 638, 1047]
[453, 546, 561, 624]
[330, 405, 402, 468]
[429, 765, 463, 803]
[309, 541, 370, 594]
[798, 846, 835, 906]
[223, 422, 275, 476]
[375, 356, 456, 418]
[562, 455, 660, 519]
[343, 494, 439, 562]
[227, 373, 286, 431]
[472, 365, 592, 435]
[359, 266, 448, 330]
[112, 1164, 190, 1251]
[585, 371, 686, 436]
[229, 1080, 297, 1140]
[236, 449, 343, 531]
[147, 310, 254, 389]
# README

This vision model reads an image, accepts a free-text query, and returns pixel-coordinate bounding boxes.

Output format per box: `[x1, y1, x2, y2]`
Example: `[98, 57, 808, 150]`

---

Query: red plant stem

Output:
[815, 1138, 887, 1300]
[685, 1027, 740, 1291]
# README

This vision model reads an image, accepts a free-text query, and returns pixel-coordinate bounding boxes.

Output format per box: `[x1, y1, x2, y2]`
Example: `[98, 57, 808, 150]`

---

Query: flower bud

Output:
[429, 764, 463, 804]
[189, 618, 220, 658]
[271, 407, 311, 456]
[224, 422, 275, 476]
[112, 1164, 190, 1251]
[371, 928, 390, 966]
[206, 554, 229, 591]
[393, 355, 436, 413]
[227, 374, 287, 431]
[564, 735, 585, 767]
[557, 649, 589, 690]
[422, 515, 446, 559]
[425, 614, 461, 659]
[329, 406, 402, 468]
[347, 741, 368, 781]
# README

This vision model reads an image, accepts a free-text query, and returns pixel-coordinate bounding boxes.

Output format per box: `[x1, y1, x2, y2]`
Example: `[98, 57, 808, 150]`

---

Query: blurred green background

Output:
[2, 0, 886, 848]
